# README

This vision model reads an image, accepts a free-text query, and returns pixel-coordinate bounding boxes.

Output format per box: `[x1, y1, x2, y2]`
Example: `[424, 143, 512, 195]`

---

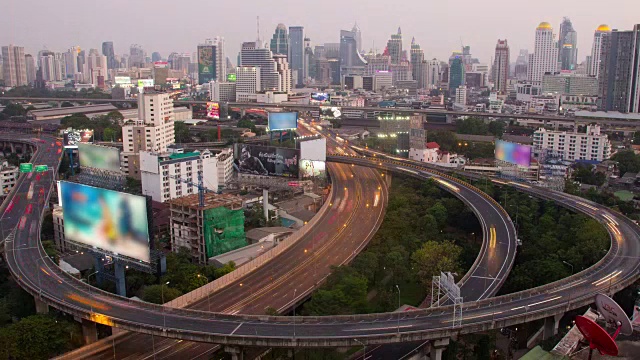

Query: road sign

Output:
[19, 163, 33, 173]
[35, 165, 49, 172]
[440, 272, 461, 299]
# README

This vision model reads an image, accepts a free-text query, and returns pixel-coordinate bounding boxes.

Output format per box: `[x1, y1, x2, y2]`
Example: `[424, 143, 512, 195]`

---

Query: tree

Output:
[412, 240, 462, 287]
[41, 213, 54, 239]
[427, 131, 457, 151]
[237, 118, 257, 133]
[141, 284, 182, 304]
[612, 150, 640, 174]
[173, 121, 193, 143]
[0, 315, 82, 360]
[60, 101, 74, 107]
[0, 103, 27, 120]
[103, 127, 118, 142]
[456, 118, 488, 135]
[428, 202, 448, 229]
[488, 121, 506, 138]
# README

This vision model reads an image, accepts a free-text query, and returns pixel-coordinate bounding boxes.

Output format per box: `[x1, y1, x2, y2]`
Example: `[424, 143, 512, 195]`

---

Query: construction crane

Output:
[168, 171, 216, 208]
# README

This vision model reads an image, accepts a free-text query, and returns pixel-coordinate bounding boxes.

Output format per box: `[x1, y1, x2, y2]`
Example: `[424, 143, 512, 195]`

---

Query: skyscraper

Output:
[25, 54, 36, 85]
[152, 52, 162, 62]
[86, 48, 108, 85]
[527, 22, 559, 84]
[129, 44, 145, 68]
[304, 38, 314, 80]
[339, 29, 367, 79]
[65, 46, 80, 77]
[2, 45, 27, 87]
[236, 66, 261, 102]
[387, 28, 403, 65]
[448, 53, 465, 94]
[588, 24, 612, 77]
[197, 37, 226, 85]
[273, 54, 292, 93]
[352, 23, 362, 53]
[558, 17, 578, 70]
[288, 26, 305, 86]
[515, 50, 529, 81]
[270, 24, 288, 56]
[598, 25, 640, 112]
[493, 39, 510, 94]
[426, 58, 441, 89]
[240, 41, 280, 91]
[102, 41, 116, 69]
[410, 38, 426, 89]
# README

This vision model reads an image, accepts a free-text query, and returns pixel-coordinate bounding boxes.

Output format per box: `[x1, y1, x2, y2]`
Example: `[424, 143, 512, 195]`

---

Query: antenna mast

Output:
[257, 16, 261, 45]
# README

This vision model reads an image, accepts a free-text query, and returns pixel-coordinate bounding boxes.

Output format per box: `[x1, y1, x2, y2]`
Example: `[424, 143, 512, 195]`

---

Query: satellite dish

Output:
[574, 315, 618, 358]
[595, 293, 633, 336]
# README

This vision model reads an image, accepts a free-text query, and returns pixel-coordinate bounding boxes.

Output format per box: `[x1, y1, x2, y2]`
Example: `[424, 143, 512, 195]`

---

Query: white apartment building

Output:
[236, 66, 260, 102]
[455, 85, 468, 105]
[532, 125, 611, 161]
[121, 92, 175, 179]
[209, 81, 237, 102]
[140, 149, 218, 203]
[216, 148, 234, 189]
[0, 161, 19, 196]
[528, 22, 559, 84]
[588, 25, 611, 77]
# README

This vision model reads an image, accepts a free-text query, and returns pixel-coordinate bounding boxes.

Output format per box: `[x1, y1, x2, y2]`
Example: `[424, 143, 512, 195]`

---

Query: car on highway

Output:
[27, 172, 33, 179]
[35, 173, 41, 181]
[25, 204, 33, 215]
[4, 199, 15, 214]
[18, 215, 27, 230]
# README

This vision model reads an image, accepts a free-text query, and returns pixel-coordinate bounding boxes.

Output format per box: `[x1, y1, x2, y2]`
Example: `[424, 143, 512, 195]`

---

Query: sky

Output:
[2, 0, 639, 65]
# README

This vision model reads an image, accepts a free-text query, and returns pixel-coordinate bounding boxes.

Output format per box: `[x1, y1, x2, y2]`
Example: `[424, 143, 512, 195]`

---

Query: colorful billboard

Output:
[227, 74, 237, 82]
[60, 182, 150, 263]
[495, 140, 532, 167]
[268, 112, 298, 131]
[78, 143, 121, 173]
[137, 79, 155, 88]
[311, 92, 330, 102]
[63, 129, 94, 149]
[197, 45, 216, 85]
[300, 160, 326, 179]
[234, 144, 299, 178]
[320, 106, 342, 119]
[114, 76, 131, 85]
[206, 102, 220, 119]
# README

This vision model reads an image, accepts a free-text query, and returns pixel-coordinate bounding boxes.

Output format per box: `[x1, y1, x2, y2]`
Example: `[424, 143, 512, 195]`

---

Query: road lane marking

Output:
[230, 322, 244, 335]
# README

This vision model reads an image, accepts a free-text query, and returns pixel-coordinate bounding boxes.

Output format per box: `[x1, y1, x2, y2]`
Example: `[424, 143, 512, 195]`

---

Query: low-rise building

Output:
[0, 161, 19, 196]
[532, 125, 611, 161]
[209, 81, 237, 102]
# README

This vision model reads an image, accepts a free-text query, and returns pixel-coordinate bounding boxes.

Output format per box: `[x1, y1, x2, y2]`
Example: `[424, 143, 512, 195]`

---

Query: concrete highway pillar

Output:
[34, 298, 49, 314]
[445, 114, 454, 124]
[430, 338, 450, 360]
[224, 346, 244, 360]
[57, 101, 62, 108]
[10, 143, 15, 153]
[543, 314, 563, 340]
[81, 319, 98, 344]
[114, 262, 126, 297]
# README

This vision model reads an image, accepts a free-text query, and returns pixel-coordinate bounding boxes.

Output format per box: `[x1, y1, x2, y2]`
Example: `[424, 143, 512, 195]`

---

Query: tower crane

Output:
[168, 171, 217, 208]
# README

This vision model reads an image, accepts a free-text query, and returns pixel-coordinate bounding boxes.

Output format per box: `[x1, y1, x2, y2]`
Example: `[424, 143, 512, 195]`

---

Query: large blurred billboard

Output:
[114, 76, 131, 85]
[300, 138, 327, 161]
[495, 140, 532, 167]
[63, 129, 94, 149]
[60, 182, 150, 263]
[227, 74, 236, 82]
[268, 112, 298, 131]
[300, 160, 326, 179]
[234, 144, 299, 178]
[207, 102, 220, 119]
[137, 79, 154, 89]
[198, 45, 216, 85]
[310, 92, 330, 103]
[320, 106, 342, 119]
[78, 143, 121, 173]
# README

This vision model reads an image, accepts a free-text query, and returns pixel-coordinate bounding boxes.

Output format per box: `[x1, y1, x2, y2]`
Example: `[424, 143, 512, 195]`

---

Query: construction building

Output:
[169, 193, 245, 265]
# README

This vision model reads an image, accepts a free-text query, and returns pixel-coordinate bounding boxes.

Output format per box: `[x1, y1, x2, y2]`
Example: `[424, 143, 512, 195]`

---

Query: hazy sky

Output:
[2, 0, 639, 65]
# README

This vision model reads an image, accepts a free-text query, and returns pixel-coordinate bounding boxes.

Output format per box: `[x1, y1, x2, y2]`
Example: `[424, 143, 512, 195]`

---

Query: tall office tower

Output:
[240, 41, 280, 91]
[2, 45, 27, 87]
[54, 53, 67, 81]
[588, 24, 612, 77]
[102, 41, 117, 69]
[493, 39, 510, 94]
[304, 38, 314, 80]
[448, 53, 465, 94]
[65, 46, 80, 77]
[339, 29, 367, 79]
[365, 52, 391, 75]
[129, 44, 145, 68]
[236, 66, 261, 102]
[288, 26, 305, 86]
[152, 52, 162, 62]
[352, 23, 362, 53]
[387, 27, 403, 65]
[598, 25, 640, 112]
[24, 54, 36, 85]
[515, 49, 529, 81]
[39, 52, 56, 81]
[273, 54, 292, 93]
[426, 58, 441, 89]
[527, 22, 559, 84]
[558, 17, 578, 70]
[410, 37, 426, 89]
[86, 48, 108, 85]
[270, 24, 288, 56]
[197, 37, 226, 84]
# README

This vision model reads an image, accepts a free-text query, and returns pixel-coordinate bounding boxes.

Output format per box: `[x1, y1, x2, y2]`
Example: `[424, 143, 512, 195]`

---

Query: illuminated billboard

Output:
[300, 160, 326, 179]
[311, 92, 330, 102]
[137, 79, 154, 88]
[63, 129, 94, 149]
[227, 74, 237, 82]
[234, 144, 299, 178]
[320, 106, 342, 119]
[206, 102, 220, 119]
[78, 143, 121, 173]
[114, 76, 131, 84]
[60, 182, 150, 263]
[268, 112, 298, 131]
[197, 45, 216, 85]
[495, 140, 532, 167]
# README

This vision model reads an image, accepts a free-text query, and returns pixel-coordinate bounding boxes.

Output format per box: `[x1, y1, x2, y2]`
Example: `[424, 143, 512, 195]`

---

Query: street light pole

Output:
[562, 261, 574, 275]
[162, 281, 170, 328]
[395, 284, 401, 334]
[293, 288, 297, 338]
[354, 338, 366, 360]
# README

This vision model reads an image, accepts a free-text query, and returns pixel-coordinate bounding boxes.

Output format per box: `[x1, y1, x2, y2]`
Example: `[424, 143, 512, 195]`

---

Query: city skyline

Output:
[2, 0, 638, 65]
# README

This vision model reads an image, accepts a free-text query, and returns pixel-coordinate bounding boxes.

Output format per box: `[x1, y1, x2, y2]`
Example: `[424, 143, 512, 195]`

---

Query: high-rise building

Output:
[2, 45, 27, 87]
[528, 22, 559, 84]
[455, 85, 468, 105]
[304, 38, 314, 80]
[24, 54, 36, 85]
[352, 23, 362, 53]
[448, 53, 465, 94]
[426, 59, 441, 89]
[515, 50, 529, 81]
[558, 17, 578, 71]
[101, 41, 117, 69]
[273, 54, 292, 93]
[86, 49, 108, 85]
[236, 66, 261, 102]
[197, 37, 226, 84]
[240, 41, 279, 91]
[598, 25, 640, 112]
[288, 26, 305, 86]
[387, 28, 403, 65]
[410, 38, 426, 89]
[340, 29, 367, 79]
[152, 52, 162, 62]
[210, 81, 237, 102]
[270, 24, 288, 56]
[65, 46, 80, 78]
[129, 44, 145, 68]
[588, 24, 612, 77]
[493, 39, 510, 94]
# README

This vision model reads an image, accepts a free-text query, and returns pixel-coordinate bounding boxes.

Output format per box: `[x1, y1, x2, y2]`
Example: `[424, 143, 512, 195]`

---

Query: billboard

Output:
[268, 112, 298, 131]
[63, 129, 94, 149]
[495, 140, 532, 167]
[234, 144, 299, 178]
[60, 181, 150, 263]
[198, 45, 216, 85]
[320, 106, 342, 119]
[137, 79, 154, 88]
[227, 74, 236, 82]
[311, 92, 330, 102]
[114, 76, 131, 85]
[300, 160, 326, 179]
[300, 138, 327, 161]
[78, 143, 121, 173]
[206, 102, 220, 119]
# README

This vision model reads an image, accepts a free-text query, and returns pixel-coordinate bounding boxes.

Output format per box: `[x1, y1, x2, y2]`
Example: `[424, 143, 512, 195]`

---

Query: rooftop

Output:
[28, 104, 118, 119]
[169, 192, 243, 211]
[168, 152, 200, 160]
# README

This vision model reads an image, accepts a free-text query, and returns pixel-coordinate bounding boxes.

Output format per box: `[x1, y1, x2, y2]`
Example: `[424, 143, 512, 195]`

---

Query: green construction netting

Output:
[203, 206, 246, 258]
